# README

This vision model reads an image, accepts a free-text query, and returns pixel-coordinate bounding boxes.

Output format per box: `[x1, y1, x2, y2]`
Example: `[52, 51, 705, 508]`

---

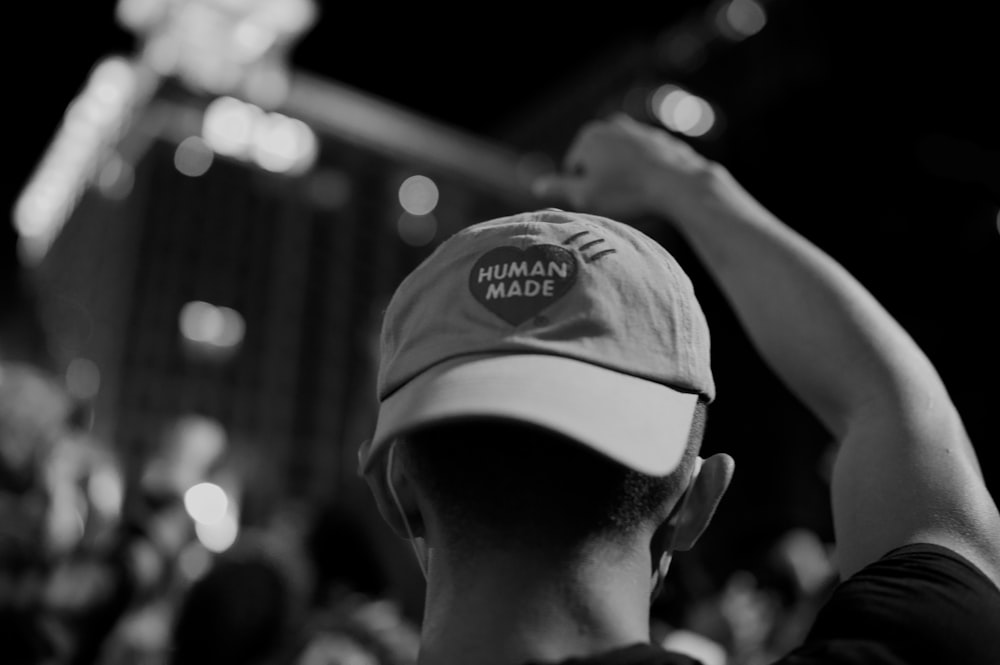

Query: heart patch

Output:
[469, 245, 578, 325]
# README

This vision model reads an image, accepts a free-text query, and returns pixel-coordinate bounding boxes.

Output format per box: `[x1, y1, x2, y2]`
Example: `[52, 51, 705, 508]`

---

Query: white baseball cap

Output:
[360, 209, 714, 478]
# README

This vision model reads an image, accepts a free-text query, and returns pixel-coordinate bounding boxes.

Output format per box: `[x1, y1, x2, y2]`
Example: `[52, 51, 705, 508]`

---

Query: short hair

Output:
[399, 401, 708, 555]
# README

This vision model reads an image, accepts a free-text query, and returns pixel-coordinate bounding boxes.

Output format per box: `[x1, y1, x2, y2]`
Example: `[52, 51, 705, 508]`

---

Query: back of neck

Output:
[417, 547, 653, 665]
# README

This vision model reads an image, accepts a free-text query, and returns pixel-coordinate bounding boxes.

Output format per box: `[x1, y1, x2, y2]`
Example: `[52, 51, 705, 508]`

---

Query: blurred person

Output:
[304, 503, 389, 607]
[0, 362, 77, 565]
[39, 442, 140, 665]
[86, 429, 216, 665]
[0, 361, 101, 663]
[158, 523, 417, 665]
[289, 590, 420, 665]
[0, 361, 167, 665]
[668, 528, 839, 665]
[356, 115, 1000, 664]
[288, 503, 419, 665]
[166, 532, 312, 665]
[681, 568, 778, 665]
[648, 548, 718, 646]
[752, 529, 837, 662]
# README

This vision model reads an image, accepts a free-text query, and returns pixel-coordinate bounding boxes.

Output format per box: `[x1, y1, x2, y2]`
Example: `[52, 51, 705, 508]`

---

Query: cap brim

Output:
[365, 354, 699, 477]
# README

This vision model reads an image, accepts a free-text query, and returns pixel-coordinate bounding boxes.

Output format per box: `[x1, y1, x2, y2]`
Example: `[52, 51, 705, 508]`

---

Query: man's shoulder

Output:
[776, 542, 1000, 664]
[811, 542, 1000, 628]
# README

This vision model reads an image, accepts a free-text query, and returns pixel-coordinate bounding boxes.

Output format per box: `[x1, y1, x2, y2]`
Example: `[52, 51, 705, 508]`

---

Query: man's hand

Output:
[532, 114, 722, 224]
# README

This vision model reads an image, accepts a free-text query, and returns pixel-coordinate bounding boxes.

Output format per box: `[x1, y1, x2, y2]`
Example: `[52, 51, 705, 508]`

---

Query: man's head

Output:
[395, 404, 707, 559]
[359, 210, 731, 586]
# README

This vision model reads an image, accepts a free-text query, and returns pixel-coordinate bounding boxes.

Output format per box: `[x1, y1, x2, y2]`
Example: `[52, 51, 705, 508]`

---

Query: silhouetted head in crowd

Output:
[305, 503, 388, 603]
[170, 536, 309, 665]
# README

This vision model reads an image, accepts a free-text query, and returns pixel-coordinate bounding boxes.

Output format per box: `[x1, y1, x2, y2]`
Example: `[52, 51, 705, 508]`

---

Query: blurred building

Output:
[11, 1, 537, 524]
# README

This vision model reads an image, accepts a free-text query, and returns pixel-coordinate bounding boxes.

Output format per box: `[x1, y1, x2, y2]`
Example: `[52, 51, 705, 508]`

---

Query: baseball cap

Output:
[359, 209, 714, 478]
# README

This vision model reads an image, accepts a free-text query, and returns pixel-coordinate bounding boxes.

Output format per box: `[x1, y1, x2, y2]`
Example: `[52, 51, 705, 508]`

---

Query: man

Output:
[358, 115, 1000, 664]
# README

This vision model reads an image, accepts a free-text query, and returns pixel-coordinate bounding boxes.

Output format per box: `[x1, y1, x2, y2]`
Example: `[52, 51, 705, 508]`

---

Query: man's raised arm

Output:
[535, 115, 1000, 584]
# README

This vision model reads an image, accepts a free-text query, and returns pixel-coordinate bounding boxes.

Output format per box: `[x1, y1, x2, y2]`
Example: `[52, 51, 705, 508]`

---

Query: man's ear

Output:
[657, 453, 735, 554]
[651, 454, 734, 598]
[362, 443, 426, 540]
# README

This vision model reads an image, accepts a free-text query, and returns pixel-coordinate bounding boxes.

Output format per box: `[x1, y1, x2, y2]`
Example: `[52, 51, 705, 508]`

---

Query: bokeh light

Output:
[232, 20, 277, 62]
[251, 114, 318, 174]
[672, 95, 714, 136]
[650, 84, 717, 137]
[202, 95, 316, 173]
[174, 136, 214, 177]
[13, 55, 138, 264]
[398, 175, 439, 215]
[717, 0, 768, 40]
[166, 415, 228, 491]
[180, 301, 224, 343]
[194, 511, 239, 553]
[184, 482, 229, 525]
[179, 301, 245, 350]
[202, 95, 260, 157]
[214, 307, 245, 347]
[87, 465, 124, 518]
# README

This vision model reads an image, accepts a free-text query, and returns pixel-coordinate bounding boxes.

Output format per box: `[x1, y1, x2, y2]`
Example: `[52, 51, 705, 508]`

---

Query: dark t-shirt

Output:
[540, 544, 1000, 665]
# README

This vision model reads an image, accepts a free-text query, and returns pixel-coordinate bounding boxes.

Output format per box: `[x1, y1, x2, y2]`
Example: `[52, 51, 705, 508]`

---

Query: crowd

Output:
[1, 359, 835, 665]
[0, 360, 422, 665]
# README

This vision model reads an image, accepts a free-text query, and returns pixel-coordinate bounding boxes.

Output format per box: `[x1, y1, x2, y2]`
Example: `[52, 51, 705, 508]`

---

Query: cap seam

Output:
[380, 348, 707, 403]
